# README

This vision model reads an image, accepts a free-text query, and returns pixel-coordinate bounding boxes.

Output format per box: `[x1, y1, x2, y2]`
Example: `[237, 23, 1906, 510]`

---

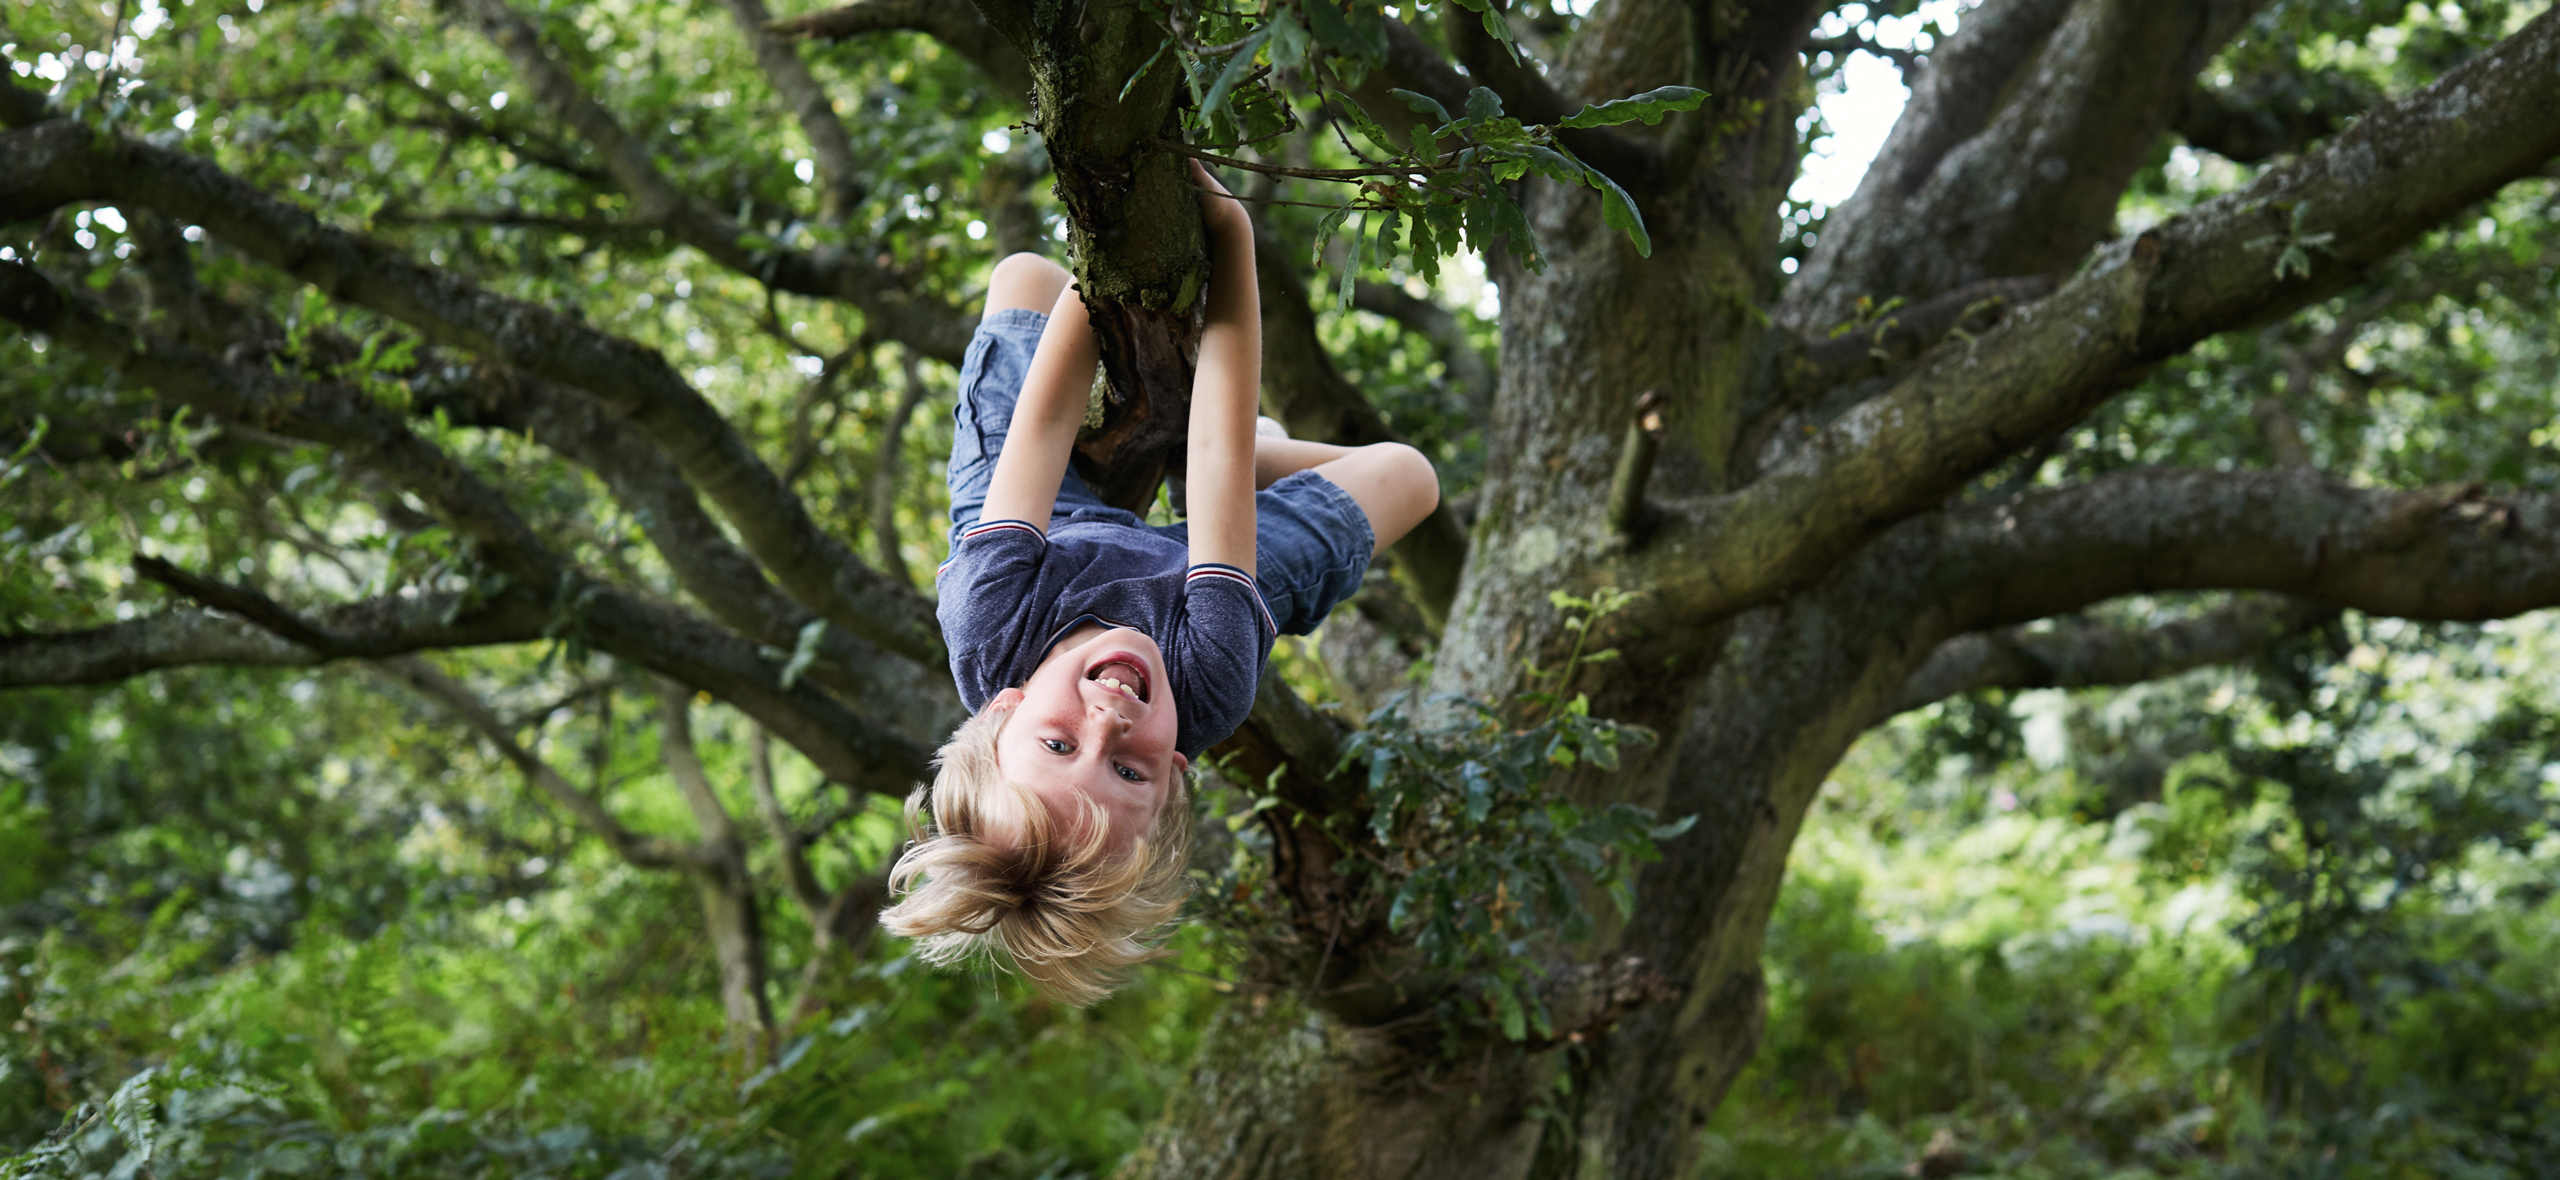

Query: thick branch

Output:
[1907, 470, 2560, 629]
[768, 0, 1033, 97]
[1884, 594, 2338, 718]
[657, 679, 746, 851]
[1790, 275, 2058, 392]
[1646, 11, 2560, 623]
[424, 368, 960, 742]
[1779, 0, 2246, 332]
[711, 0, 867, 218]
[0, 109, 945, 663]
[1739, 275, 2057, 478]
[1, 258, 560, 581]
[655, 679, 779, 1052]
[449, 0, 972, 363]
[0, 596, 541, 689]
[0, 261, 933, 791]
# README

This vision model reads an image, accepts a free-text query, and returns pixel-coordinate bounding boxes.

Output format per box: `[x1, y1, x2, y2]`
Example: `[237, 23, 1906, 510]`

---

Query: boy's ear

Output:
[991, 687, 1026, 710]
[1171, 751, 1190, 780]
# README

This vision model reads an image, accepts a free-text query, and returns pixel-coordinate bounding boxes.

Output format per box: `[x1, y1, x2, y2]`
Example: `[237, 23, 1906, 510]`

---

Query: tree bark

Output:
[974, 0, 1212, 510]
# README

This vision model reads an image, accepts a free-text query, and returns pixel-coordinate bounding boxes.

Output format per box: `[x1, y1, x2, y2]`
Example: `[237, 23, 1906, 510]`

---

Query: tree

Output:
[4, 0, 2559, 1175]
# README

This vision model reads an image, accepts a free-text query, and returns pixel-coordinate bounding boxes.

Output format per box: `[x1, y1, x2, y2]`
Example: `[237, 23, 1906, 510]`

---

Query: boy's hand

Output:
[1189, 159, 1250, 241]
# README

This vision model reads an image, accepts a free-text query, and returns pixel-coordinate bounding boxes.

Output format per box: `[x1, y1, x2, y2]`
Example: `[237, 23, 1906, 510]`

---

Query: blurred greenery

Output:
[5, 0, 2560, 1174]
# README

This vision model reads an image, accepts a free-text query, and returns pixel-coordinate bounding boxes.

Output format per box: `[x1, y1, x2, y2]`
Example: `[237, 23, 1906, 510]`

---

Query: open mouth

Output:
[1086, 656, 1150, 703]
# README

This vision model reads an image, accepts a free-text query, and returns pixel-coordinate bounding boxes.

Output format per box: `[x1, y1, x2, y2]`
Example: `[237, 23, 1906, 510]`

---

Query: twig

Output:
[1804, 32, 1922, 74]
[1159, 139, 1449, 182]
[131, 553, 351, 654]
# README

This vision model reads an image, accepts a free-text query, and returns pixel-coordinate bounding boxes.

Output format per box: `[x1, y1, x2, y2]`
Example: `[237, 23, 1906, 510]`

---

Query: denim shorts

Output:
[946, 307, 1374, 636]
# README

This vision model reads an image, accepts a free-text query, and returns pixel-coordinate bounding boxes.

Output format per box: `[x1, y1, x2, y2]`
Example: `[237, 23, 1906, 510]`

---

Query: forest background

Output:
[4, 0, 2560, 1175]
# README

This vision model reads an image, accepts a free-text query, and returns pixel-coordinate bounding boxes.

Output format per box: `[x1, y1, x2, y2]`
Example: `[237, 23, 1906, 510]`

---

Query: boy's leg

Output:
[1255, 438, 1440, 556]
[946, 255, 1072, 545]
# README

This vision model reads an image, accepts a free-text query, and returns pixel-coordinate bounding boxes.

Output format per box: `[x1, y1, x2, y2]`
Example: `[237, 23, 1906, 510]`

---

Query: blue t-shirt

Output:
[936, 517, 1278, 757]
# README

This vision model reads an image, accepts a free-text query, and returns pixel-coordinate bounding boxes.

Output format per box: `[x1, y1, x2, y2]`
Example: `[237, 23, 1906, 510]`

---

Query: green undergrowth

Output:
[1699, 614, 2560, 1180]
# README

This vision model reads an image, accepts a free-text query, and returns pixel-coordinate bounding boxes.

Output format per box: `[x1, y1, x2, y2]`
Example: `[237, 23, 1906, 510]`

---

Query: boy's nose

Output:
[1089, 700, 1134, 733]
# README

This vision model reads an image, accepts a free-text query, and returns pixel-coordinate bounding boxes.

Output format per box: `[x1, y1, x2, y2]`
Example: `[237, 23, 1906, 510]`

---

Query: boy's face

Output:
[985, 625, 1188, 854]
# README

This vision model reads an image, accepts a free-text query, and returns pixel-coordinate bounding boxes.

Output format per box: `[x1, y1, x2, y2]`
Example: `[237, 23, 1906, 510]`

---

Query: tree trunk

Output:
[1119, 995, 1557, 1180]
[980, 0, 1212, 510]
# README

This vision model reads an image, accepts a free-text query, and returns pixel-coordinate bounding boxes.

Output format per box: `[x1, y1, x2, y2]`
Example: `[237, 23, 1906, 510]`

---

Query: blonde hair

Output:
[879, 700, 1193, 1006]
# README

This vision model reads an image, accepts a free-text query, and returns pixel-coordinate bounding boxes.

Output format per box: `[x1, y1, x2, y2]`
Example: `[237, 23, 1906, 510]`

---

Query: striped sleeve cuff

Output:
[939, 518, 1045, 575]
[1186, 563, 1278, 638]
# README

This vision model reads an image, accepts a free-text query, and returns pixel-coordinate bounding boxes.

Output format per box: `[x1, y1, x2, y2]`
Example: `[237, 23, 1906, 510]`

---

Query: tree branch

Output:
[421, 366, 961, 742]
[710, 0, 867, 218]
[747, 724, 830, 920]
[0, 259, 933, 792]
[0, 107, 946, 664]
[0, 596, 542, 689]
[372, 656, 722, 871]
[767, 0, 1033, 98]
[129, 554, 360, 655]
[656, 678, 746, 850]
[656, 678, 782, 1054]
[1778, 0, 2238, 332]
[867, 352, 932, 589]
[1741, 274, 2057, 478]
[1883, 593, 2339, 719]
[1904, 470, 2560, 630]
[1805, 32, 1921, 75]
[450, 0, 973, 363]
[1645, 11, 2560, 624]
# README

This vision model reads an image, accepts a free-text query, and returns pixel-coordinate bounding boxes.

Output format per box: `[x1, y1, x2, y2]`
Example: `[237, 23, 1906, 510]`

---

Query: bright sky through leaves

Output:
[1794, 1, 1980, 206]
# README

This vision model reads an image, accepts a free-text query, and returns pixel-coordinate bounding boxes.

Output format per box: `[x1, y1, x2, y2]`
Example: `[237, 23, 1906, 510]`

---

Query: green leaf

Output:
[1388, 87, 1451, 127]
[1590, 166, 1651, 257]
[1463, 85, 1505, 126]
[1515, 144, 1584, 184]
[1557, 84, 1708, 129]
[1117, 37, 1173, 104]
[1267, 10, 1309, 71]
[1408, 212, 1441, 286]
[778, 618, 826, 690]
[1300, 0, 1386, 58]
[1487, 978, 1528, 1041]
[1200, 25, 1274, 122]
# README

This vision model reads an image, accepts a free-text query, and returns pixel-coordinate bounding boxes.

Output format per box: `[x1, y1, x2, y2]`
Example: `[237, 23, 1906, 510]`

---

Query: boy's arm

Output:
[1184, 163, 1262, 576]
[975, 284, 1103, 532]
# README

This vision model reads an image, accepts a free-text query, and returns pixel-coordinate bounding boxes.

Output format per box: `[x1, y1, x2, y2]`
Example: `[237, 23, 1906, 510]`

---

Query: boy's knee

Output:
[993, 252, 1065, 282]
[988, 253, 1070, 312]
[1379, 442, 1440, 508]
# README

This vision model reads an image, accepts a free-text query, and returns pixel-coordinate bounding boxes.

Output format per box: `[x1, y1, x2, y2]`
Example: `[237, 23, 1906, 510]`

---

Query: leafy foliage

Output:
[1158, 0, 1704, 277]
[1319, 588, 1688, 1044]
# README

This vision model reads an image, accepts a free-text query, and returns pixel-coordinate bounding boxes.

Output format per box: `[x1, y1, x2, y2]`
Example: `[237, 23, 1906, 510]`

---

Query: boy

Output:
[880, 164, 1441, 1004]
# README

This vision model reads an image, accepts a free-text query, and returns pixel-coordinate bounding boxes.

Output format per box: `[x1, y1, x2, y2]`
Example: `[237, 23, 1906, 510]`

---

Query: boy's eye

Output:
[1043, 738, 1072, 755]
[1115, 764, 1145, 783]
